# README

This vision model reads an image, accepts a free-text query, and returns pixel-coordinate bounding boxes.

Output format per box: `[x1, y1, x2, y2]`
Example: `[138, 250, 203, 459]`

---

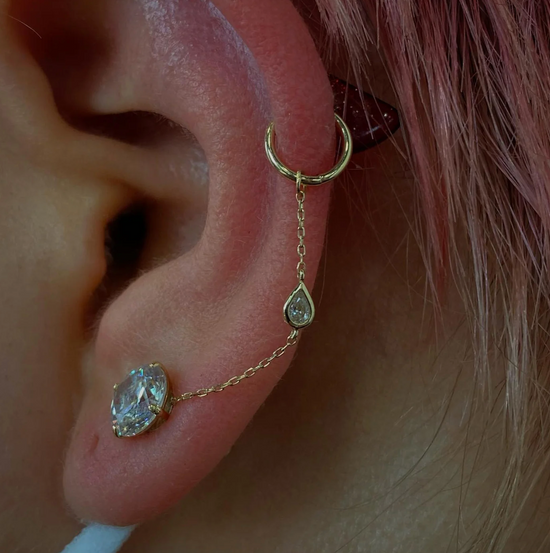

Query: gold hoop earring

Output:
[265, 113, 352, 185]
[110, 113, 353, 438]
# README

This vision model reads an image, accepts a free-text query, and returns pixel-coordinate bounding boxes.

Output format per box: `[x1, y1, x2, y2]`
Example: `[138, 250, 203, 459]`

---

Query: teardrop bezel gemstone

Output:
[283, 281, 315, 329]
[111, 362, 173, 438]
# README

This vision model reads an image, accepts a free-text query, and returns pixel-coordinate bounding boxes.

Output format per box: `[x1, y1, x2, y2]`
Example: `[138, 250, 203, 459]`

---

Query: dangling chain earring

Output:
[111, 113, 353, 438]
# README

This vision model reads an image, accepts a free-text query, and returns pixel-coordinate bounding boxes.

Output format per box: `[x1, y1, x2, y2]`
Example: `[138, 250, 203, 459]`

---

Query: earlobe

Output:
[62, 0, 339, 526]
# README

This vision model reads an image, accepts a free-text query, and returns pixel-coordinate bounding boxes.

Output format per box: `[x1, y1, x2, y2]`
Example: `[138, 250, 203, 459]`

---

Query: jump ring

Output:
[264, 113, 353, 186]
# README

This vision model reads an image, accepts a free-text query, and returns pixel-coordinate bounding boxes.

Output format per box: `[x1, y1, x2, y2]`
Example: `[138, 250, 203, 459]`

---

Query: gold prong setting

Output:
[148, 404, 161, 415]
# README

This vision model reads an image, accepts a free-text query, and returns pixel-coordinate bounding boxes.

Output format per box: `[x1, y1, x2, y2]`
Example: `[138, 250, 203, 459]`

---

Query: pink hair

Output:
[316, 0, 550, 550]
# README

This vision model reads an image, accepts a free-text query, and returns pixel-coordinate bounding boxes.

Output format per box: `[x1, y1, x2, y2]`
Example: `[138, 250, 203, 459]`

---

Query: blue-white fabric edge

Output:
[61, 524, 137, 553]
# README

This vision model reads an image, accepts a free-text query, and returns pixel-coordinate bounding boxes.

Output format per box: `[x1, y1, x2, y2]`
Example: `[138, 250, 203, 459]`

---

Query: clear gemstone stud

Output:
[111, 363, 173, 438]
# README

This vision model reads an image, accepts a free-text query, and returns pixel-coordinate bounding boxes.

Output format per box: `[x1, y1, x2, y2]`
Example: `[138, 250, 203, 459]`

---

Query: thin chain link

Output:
[171, 328, 300, 404]
[296, 171, 307, 281]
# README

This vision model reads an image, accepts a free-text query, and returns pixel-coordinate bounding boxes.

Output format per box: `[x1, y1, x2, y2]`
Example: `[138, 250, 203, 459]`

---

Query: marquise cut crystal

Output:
[111, 364, 169, 437]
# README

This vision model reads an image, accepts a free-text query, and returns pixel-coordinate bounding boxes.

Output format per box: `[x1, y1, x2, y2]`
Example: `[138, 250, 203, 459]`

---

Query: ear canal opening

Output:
[104, 203, 148, 278]
[84, 202, 149, 336]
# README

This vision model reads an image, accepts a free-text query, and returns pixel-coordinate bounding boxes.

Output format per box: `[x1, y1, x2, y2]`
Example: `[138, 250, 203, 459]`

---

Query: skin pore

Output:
[1, 0, 547, 552]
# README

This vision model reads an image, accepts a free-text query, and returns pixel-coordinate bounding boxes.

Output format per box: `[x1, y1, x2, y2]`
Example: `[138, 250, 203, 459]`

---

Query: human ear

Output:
[17, 0, 340, 526]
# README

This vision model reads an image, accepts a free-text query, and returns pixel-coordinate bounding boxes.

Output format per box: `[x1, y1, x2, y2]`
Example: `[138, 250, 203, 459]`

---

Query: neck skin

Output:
[119, 130, 529, 552]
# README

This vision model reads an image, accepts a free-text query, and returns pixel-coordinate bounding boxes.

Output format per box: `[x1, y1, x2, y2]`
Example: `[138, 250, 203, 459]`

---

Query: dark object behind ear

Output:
[330, 75, 400, 153]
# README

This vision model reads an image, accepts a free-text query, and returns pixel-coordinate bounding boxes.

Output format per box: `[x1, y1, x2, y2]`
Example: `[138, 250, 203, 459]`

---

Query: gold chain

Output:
[171, 328, 300, 404]
[296, 171, 307, 281]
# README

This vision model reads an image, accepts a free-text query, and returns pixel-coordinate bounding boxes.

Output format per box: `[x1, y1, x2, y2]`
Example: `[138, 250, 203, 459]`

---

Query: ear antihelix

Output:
[109, 113, 353, 439]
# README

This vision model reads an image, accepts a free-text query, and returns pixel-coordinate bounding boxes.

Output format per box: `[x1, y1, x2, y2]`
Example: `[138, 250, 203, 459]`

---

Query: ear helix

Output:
[109, 113, 352, 439]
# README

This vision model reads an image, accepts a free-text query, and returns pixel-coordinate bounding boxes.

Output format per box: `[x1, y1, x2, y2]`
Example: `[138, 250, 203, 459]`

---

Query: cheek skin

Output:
[0, 181, 86, 547]
[0, 105, 129, 551]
